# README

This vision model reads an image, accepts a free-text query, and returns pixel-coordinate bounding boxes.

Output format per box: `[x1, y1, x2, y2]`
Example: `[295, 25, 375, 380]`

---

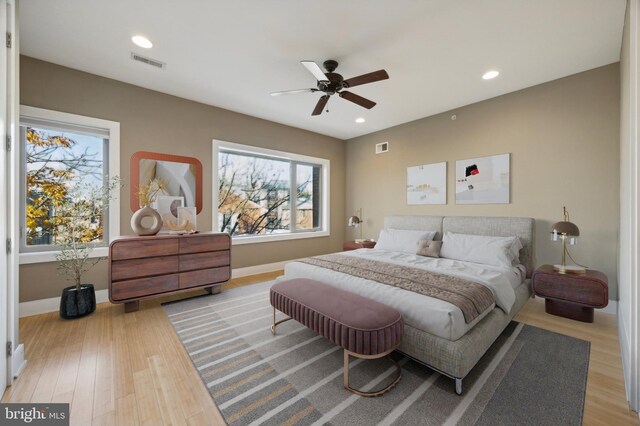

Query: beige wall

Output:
[345, 64, 621, 299]
[19, 56, 346, 302]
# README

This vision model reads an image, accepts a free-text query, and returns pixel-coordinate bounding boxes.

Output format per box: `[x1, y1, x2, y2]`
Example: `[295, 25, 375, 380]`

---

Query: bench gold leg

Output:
[270, 306, 292, 335]
[343, 347, 402, 397]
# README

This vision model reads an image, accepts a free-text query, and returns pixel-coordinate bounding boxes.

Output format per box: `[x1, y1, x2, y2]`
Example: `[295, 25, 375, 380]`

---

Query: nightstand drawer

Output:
[533, 273, 608, 308]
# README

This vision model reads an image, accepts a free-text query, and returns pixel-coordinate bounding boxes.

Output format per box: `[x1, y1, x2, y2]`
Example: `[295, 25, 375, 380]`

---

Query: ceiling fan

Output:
[270, 60, 389, 116]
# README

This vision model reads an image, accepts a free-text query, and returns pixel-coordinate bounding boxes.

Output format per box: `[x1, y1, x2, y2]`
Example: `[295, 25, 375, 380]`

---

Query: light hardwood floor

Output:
[3, 271, 638, 426]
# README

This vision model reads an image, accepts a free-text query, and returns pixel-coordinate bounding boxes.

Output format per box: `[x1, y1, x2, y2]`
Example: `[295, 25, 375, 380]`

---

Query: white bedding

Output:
[283, 248, 526, 341]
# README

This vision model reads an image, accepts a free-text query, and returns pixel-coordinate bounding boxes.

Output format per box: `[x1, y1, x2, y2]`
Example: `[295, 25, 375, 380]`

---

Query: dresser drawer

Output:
[111, 239, 179, 260]
[179, 234, 230, 254]
[533, 274, 607, 308]
[111, 255, 179, 281]
[179, 267, 230, 289]
[179, 251, 230, 272]
[111, 274, 179, 301]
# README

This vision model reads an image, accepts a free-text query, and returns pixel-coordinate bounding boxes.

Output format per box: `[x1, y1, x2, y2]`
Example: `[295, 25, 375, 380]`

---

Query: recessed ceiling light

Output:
[132, 35, 153, 49]
[355, 117, 366, 124]
[482, 70, 500, 80]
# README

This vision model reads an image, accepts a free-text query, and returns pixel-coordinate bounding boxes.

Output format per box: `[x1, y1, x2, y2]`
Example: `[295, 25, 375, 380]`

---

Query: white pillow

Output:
[509, 237, 524, 265]
[376, 229, 438, 254]
[440, 232, 522, 268]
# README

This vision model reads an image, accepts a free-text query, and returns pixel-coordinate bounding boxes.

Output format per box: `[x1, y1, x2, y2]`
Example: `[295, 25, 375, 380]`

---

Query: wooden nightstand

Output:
[531, 264, 608, 323]
[343, 240, 376, 251]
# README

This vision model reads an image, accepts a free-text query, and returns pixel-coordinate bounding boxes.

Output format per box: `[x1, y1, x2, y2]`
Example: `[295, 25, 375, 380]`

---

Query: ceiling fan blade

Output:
[339, 91, 376, 109]
[312, 95, 330, 116]
[343, 70, 389, 88]
[270, 88, 318, 96]
[301, 61, 329, 82]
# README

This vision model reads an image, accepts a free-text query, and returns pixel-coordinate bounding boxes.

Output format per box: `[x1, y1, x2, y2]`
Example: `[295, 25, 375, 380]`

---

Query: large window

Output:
[213, 140, 329, 244]
[19, 106, 120, 264]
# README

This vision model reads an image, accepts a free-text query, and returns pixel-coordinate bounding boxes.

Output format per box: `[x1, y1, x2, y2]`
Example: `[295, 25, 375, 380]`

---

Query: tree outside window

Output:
[217, 150, 321, 236]
[23, 126, 107, 248]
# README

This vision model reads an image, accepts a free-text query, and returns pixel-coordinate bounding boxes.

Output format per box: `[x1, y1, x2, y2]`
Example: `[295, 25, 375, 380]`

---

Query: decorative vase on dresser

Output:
[130, 205, 163, 236]
[108, 232, 231, 312]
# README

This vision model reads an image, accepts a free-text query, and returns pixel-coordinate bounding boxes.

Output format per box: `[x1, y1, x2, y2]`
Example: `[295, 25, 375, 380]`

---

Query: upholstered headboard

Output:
[383, 215, 535, 278]
[384, 215, 444, 240]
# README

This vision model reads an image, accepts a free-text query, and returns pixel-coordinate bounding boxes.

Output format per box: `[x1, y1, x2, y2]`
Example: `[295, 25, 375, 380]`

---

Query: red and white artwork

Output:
[455, 153, 510, 204]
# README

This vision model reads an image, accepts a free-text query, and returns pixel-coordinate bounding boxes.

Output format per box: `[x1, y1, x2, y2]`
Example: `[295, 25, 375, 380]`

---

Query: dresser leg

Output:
[205, 285, 222, 295]
[124, 301, 139, 313]
[545, 299, 594, 322]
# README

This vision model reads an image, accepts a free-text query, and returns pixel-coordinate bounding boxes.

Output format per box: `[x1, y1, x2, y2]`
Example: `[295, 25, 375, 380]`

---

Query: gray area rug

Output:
[163, 281, 589, 426]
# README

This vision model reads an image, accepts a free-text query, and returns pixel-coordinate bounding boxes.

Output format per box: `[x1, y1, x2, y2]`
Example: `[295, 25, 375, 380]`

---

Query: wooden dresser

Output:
[108, 232, 231, 312]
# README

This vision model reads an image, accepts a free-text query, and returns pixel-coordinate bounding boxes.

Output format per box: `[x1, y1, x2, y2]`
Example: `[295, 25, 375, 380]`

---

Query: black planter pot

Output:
[60, 284, 96, 319]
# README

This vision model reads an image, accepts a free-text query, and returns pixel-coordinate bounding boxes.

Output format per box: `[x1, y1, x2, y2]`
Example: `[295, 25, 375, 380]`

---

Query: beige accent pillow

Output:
[416, 240, 443, 258]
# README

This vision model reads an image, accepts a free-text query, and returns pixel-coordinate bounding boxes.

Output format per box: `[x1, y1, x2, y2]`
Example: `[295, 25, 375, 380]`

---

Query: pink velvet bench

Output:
[270, 278, 404, 397]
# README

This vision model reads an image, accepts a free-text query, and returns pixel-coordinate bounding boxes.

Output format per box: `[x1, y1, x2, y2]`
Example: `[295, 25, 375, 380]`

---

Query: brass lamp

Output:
[550, 206, 585, 274]
[348, 208, 365, 243]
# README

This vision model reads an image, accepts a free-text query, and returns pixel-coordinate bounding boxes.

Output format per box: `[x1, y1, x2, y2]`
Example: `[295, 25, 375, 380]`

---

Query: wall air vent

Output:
[375, 142, 389, 154]
[130, 52, 166, 70]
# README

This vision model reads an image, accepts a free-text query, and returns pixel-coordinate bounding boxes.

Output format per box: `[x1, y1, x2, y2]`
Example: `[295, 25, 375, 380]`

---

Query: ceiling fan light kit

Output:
[271, 59, 389, 116]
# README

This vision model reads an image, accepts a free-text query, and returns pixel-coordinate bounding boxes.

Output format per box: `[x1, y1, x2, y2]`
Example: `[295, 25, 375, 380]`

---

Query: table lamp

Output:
[348, 208, 365, 243]
[550, 206, 585, 274]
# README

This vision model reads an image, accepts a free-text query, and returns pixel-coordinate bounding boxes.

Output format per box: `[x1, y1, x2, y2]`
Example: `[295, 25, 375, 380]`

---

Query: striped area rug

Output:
[163, 280, 589, 426]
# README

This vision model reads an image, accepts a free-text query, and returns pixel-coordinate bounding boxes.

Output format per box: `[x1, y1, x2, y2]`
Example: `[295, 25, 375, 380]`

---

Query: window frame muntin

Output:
[291, 160, 323, 233]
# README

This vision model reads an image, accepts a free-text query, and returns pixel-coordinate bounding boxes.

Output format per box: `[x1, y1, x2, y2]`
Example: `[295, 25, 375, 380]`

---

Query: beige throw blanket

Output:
[299, 254, 495, 324]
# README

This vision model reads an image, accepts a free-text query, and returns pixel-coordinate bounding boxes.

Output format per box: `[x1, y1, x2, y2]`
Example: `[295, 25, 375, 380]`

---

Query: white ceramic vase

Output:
[131, 206, 162, 236]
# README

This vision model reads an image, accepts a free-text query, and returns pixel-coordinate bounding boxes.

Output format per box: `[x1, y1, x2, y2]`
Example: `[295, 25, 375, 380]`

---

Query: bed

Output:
[282, 215, 535, 394]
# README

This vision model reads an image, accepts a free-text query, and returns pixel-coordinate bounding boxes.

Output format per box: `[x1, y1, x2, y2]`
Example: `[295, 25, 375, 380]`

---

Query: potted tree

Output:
[56, 177, 120, 319]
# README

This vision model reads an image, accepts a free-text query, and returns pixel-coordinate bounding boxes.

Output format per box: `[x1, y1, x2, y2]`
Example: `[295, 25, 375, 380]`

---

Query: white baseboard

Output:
[19, 289, 110, 318]
[601, 300, 618, 316]
[11, 343, 26, 379]
[618, 305, 631, 403]
[19, 260, 292, 317]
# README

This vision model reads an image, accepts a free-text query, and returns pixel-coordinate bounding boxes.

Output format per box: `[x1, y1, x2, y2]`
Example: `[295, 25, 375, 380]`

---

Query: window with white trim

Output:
[19, 106, 120, 263]
[213, 140, 330, 244]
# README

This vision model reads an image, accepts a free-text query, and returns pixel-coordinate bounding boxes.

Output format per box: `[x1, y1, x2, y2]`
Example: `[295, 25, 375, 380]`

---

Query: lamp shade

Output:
[347, 216, 361, 227]
[550, 207, 585, 273]
[551, 221, 579, 237]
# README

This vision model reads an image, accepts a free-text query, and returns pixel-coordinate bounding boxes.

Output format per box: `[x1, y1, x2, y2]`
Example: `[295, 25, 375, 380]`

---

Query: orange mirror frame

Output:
[130, 151, 203, 214]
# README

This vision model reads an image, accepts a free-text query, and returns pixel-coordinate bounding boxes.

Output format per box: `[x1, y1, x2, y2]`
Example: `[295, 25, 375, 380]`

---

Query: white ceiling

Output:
[20, 0, 626, 140]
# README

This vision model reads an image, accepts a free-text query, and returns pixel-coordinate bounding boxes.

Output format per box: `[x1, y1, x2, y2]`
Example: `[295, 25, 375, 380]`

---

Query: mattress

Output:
[283, 248, 526, 341]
